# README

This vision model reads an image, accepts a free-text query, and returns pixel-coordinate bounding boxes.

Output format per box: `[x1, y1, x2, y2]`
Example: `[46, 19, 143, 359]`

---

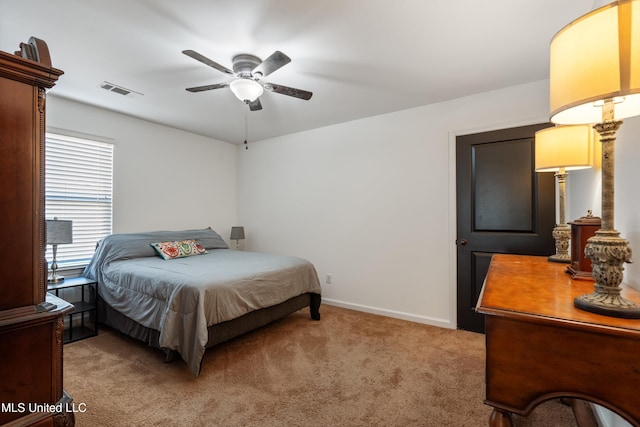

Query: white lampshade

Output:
[550, 0, 640, 124]
[229, 79, 263, 102]
[535, 125, 596, 172]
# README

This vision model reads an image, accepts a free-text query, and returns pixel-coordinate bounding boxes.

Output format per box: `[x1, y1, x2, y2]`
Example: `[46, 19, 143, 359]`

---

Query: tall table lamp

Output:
[230, 226, 245, 250]
[549, 0, 640, 317]
[46, 218, 73, 283]
[535, 125, 595, 263]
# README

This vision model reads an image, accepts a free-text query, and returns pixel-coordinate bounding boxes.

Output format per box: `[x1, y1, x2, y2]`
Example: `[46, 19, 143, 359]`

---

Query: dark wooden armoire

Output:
[0, 37, 75, 426]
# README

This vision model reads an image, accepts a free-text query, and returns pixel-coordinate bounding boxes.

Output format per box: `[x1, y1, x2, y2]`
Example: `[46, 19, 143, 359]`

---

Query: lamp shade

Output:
[550, 0, 640, 124]
[535, 125, 595, 172]
[46, 219, 73, 244]
[229, 79, 263, 102]
[230, 226, 245, 240]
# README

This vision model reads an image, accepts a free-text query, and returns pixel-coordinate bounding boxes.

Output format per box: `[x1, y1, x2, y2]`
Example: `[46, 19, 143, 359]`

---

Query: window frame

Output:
[45, 130, 114, 269]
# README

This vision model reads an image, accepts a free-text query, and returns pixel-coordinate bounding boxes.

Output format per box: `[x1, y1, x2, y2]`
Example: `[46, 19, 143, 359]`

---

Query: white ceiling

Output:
[1, 0, 594, 144]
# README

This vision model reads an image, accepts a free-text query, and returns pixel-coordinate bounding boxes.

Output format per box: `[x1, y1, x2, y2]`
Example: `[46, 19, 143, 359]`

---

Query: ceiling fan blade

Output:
[248, 98, 263, 111]
[252, 51, 291, 78]
[263, 83, 312, 100]
[182, 50, 234, 75]
[185, 82, 229, 92]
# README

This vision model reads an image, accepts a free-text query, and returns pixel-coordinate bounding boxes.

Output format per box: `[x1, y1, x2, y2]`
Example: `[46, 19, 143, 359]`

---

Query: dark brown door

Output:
[456, 123, 556, 333]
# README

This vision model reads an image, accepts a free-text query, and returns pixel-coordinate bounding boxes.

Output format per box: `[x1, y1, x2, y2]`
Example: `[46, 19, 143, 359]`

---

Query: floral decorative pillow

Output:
[150, 239, 208, 260]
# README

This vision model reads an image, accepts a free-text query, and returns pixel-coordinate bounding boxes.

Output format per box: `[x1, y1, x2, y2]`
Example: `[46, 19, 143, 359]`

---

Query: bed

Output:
[83, 228, 322, 376]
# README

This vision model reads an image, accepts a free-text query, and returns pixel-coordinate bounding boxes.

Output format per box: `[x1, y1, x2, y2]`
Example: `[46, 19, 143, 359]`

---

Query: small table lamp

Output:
[230, 226, 245, 250]
[549, 0, 640, 318]
[46, 218, 73, 283]
[535, 125, 594, 263]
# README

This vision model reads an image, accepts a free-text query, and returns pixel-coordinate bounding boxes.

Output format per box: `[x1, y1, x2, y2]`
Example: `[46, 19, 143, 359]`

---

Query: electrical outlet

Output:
[325, 273, 332, 284]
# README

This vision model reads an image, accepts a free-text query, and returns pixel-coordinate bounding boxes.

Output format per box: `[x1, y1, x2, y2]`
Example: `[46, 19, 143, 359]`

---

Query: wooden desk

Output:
[476, 254, 640, 427]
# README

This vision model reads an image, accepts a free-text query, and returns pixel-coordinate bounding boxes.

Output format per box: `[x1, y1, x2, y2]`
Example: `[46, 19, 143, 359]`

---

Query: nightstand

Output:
[48, 276, 98, 343]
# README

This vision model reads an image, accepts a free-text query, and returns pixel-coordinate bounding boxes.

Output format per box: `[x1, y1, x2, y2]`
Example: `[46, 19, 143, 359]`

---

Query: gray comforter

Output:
[83, 228, 321, 375]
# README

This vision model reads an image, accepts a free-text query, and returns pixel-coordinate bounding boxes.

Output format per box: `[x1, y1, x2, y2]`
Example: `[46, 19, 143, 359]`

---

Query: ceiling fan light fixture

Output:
[183, 49, 311, 111]
[229, 78, 263, 103]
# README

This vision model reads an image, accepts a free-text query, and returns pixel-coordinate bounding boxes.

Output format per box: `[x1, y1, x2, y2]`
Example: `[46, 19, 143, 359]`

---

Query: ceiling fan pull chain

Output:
[244, 111, 249, 150]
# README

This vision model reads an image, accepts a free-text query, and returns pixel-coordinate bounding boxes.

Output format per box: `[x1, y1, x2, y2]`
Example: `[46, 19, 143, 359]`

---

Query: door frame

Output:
[446, 116, 553, 330]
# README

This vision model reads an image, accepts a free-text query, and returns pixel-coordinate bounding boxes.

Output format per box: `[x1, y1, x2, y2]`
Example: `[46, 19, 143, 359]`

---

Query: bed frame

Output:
[97, 293, 321, 369]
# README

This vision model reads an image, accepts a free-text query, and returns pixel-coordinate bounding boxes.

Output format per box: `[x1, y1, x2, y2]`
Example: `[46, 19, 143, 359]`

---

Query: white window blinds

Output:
[45, 132, 113, 266]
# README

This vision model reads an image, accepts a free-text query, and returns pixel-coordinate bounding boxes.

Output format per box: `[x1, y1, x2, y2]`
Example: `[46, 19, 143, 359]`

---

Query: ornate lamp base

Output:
[48, 258, 65, 283]
[48, 272, 65, 283]
[574, 230, 640, 319]
[575, 292, 640, 318]
[548, 224, 571, 263]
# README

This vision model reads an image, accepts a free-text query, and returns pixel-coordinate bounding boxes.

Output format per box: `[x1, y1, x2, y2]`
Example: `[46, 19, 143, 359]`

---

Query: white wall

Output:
[616, 117, 640, 290]
[46, 96, 238, 239]
[238, 80, 551, 328]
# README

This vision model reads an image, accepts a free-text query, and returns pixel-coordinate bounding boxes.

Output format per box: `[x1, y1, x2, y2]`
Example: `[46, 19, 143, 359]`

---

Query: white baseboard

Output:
[321, 298, 454, 330]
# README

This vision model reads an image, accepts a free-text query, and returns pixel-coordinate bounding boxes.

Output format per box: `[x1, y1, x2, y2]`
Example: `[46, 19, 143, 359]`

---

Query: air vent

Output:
[99, 81, 143, 97]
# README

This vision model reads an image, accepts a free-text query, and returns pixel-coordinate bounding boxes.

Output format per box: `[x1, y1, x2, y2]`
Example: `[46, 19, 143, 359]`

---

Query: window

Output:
[45, 132, 113, 266]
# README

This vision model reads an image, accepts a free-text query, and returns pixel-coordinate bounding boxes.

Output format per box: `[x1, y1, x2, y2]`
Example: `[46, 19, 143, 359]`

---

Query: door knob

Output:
[457, 239, 468, 246]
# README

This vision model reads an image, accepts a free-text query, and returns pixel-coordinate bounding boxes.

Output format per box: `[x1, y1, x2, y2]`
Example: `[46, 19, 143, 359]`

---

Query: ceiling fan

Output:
[182, 49, 313, 111]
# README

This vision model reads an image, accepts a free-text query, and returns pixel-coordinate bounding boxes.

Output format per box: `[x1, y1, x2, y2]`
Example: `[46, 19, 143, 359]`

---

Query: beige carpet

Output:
[64, 305, 578, 426]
